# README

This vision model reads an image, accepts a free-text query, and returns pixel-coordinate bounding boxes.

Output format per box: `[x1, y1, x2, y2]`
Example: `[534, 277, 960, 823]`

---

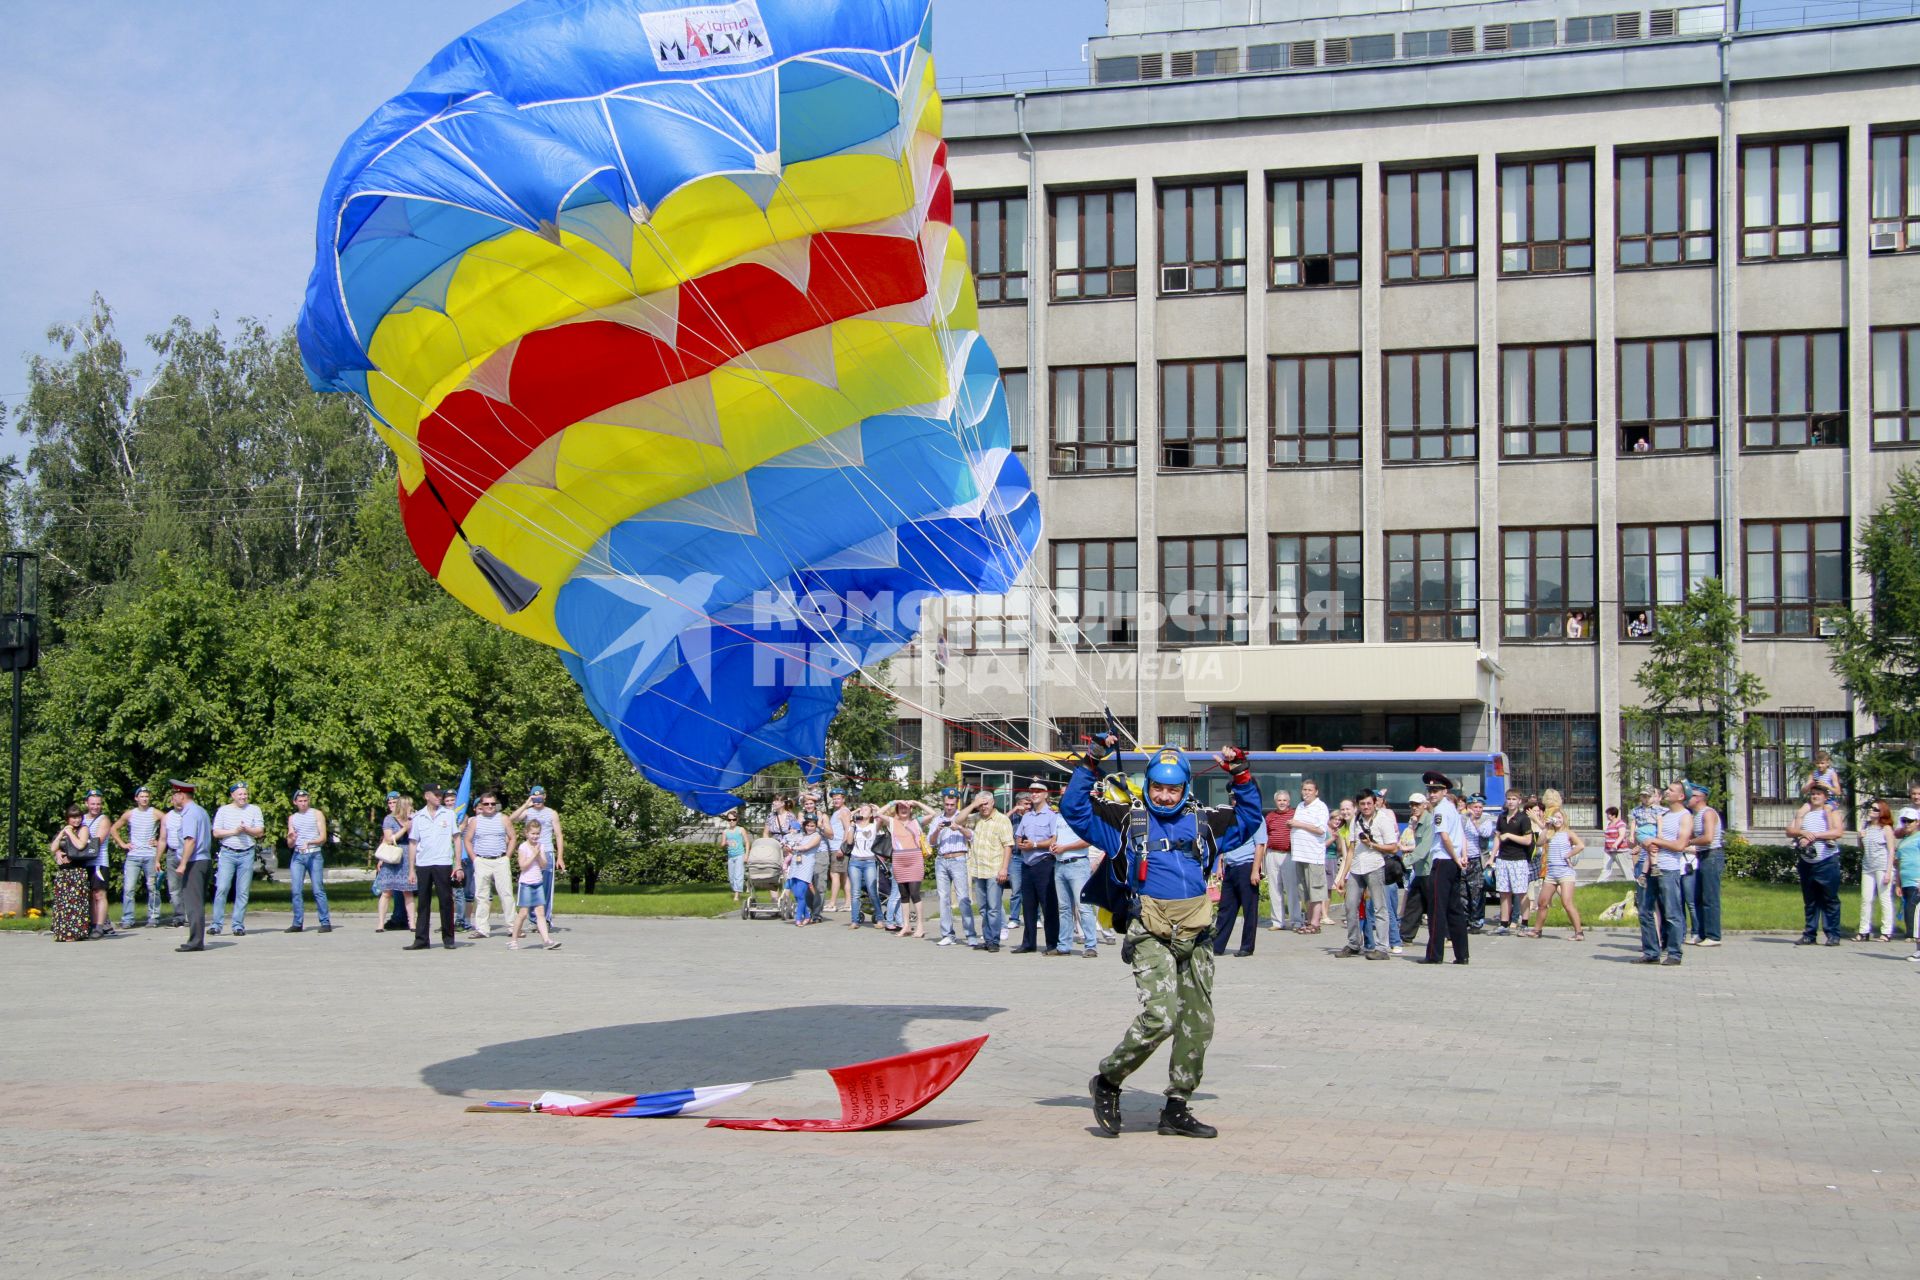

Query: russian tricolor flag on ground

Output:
[478, 1082, 752, 1117]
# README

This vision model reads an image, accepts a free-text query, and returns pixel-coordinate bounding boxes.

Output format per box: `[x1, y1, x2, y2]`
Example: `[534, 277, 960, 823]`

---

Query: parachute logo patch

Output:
[643, 2, 774, 71]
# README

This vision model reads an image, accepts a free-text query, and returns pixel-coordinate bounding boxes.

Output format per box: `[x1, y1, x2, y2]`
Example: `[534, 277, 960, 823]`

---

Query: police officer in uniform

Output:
[1062, 737, 1263, 1138]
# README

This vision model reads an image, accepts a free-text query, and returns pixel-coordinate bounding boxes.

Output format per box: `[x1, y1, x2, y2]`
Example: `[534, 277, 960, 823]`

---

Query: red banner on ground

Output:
[706, 1034, 988, 1132]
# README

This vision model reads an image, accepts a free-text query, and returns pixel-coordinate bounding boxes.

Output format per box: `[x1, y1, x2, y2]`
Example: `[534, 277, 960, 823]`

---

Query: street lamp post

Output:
[1, 552, 41, 890]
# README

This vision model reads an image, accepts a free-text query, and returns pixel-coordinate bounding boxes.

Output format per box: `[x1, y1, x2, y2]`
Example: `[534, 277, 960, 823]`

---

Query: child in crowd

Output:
[1598, 805, 1634, 883]
[510, 826, 559, 951]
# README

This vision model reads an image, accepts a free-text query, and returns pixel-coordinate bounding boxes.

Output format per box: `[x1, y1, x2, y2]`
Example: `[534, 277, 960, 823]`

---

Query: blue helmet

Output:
[1144, 749, 1192, 816]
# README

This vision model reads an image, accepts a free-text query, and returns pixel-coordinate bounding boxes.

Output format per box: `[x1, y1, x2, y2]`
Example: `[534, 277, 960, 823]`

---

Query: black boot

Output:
[1157, 1098, 1217, 1139]
[1089, 1074, 1122, 1136]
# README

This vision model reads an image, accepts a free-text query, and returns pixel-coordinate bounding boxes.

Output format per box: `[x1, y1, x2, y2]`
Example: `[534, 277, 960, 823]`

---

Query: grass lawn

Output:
[1519, 880, 1844, 934]
[0, 878, 1881, 935]
[3, 881, 737, 931]
[216, 879, 737, 920]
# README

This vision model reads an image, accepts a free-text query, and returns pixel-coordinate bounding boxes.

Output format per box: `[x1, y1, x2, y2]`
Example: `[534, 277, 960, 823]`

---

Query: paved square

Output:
[3, 910, 1916, 1279]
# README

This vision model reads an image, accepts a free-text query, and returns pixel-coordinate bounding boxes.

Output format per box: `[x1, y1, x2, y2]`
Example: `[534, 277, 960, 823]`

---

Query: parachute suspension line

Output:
[403, 294, 1046, 768]
[399, 210, 1090, 767]
[415, 472, 543, 614]
[614, 202, 1083, 750]
[768, 159, 1135, 739]
[763, 180, 1134, 749]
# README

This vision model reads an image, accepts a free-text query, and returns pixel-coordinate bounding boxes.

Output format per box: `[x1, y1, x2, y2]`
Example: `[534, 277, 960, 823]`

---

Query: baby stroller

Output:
[741, 838, 793, 921]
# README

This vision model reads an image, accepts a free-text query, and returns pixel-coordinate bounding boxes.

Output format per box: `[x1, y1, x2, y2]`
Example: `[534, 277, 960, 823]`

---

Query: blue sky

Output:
[0, 0, 1106, 416]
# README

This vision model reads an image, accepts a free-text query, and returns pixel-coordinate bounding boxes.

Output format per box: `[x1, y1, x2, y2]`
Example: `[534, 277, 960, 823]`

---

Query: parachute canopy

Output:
[298, 0, 1039, 811]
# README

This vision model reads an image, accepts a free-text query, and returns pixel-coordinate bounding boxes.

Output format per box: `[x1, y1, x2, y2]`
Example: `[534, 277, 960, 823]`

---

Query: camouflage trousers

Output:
[1098, 922, 1215, 1101]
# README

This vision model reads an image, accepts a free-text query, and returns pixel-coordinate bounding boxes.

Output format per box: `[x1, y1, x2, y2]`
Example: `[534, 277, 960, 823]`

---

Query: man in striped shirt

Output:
[464, 792, 517, 938]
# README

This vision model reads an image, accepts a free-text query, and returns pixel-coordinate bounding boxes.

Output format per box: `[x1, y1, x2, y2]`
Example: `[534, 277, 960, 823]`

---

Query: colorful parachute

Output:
[297, 0, 1039, 811]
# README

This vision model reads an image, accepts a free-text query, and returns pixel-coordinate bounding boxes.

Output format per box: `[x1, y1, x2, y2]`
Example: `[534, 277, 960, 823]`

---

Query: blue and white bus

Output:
[956, 746, 1509, 811]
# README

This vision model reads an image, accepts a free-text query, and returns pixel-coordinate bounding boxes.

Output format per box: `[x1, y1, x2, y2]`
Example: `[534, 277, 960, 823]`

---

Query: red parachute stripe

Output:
[403, 229, 936, 573]
[705, 1034, 987, 1132]
[928, 142, 952, 229]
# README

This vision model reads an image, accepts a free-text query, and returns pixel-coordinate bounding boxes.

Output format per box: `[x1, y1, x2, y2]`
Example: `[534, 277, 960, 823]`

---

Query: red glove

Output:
[1217, 745, 1252, 787]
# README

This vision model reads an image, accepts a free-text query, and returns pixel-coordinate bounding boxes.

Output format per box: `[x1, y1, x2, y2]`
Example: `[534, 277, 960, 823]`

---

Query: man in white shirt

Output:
[209, 783, 264, 938]
[1420, 772, 1470, 965]
[1334, 791, 1394, 959]
[406, 784, 462, 951]
[1288, 781, 1330, 933]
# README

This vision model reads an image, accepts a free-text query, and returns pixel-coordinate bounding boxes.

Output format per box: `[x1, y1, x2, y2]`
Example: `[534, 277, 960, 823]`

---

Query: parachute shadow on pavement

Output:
[420, 1003, 1004, 1097]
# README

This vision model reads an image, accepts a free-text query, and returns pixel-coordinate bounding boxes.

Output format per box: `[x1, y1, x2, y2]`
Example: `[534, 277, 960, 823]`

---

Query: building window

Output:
[1156, 715, 1252, 750]
[1870, 128, 1920, 253]
[1747, 711, 1850, 822]
[1620, 717, 1706, 798]
[1053, 540, 1137, 649]
[1271, 354, 1361, 467]
[1740, 331, 1846, 451]
[1742, 519, 1846, 637]
[1052, 188, 1138, 300]
[886, 718, 927, 777]
[1384, 348, 1477, 462]
[945, 588, 1031, 652]
[1249, 41, 1317, 71]
[1384, 165, 1475, 281]
[1271, 533, 1363, 643]
[954, 193, 1028, 304]
[947, 718, 1028, 760]
[1502, 713, 1600, 825]
[1160, 537, 1248, 646]
[1501, 527, 1597, 641]
[1053, 715, 1138, 751]
[1565, 13, 1633, 42]
[1620, 523, 1717, 639]
[1159, 180, 1247, 293]
[1001, 369, 1029, 451]
[1403, 27, 1474, 57]
[1499, 343, 1596, 459]
[1617, 148, 1714, 267]
[1326, 33, 1396, 64]
[1270, 171, 1360, 288]
[1484, 18, 1556, 49]
[1171, 48, 1239, 77]
[1618, 337, 1716, 453]
[1871, 325, 1920, 447]
[1386, 529, 1478, 641]
[1050, 365, 1137, 475]
[1740, 138, 1843, 260]
[1161, 359, 1247, 471]
[1499, 157, 1594, 274]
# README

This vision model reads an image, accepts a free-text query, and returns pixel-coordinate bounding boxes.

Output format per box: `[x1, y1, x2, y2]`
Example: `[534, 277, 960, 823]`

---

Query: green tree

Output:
[1617, 578, 1769, 808]
[10, 302, 382, 625]
[1825, 465, 1920, 794]
[825, 664, 901, 779]
[11, 297, 141, 620]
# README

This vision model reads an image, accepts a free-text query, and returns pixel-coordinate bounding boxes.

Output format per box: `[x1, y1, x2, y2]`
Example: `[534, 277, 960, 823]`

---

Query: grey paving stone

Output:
[4, 915, 1920, 1277]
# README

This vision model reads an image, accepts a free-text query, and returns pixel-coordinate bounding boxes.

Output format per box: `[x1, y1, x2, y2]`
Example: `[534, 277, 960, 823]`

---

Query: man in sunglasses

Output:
[463, 791, 517, 938]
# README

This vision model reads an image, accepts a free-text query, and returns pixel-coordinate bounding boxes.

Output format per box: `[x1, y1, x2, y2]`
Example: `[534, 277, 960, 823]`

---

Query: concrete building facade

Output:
[894, 0, 1920, 830]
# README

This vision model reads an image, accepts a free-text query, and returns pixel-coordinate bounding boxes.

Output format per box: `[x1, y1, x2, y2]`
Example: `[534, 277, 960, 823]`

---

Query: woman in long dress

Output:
[49, 807, 92, 942]
[374, 793, 416, 931]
